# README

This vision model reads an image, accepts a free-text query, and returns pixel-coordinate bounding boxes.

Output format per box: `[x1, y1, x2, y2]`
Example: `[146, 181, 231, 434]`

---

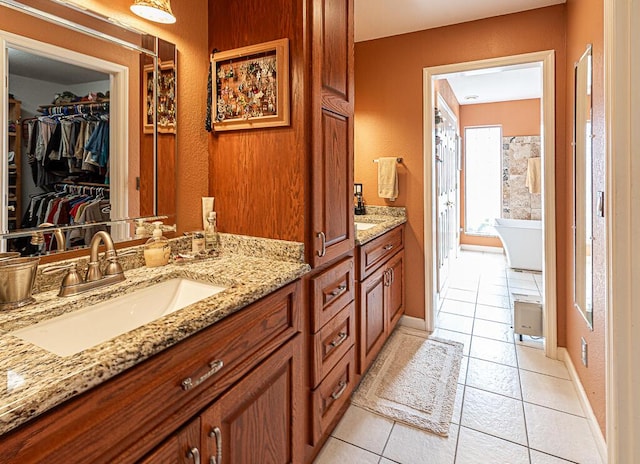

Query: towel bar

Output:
[373, 157, 403, 164]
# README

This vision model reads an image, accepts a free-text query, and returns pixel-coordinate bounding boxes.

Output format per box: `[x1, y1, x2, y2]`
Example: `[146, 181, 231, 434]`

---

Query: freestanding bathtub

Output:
[494, 218, 542, 271]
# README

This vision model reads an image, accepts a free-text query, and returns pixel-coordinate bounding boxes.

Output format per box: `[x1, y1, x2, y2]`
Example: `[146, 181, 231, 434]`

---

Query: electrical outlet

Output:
[581, 337, 588, 367]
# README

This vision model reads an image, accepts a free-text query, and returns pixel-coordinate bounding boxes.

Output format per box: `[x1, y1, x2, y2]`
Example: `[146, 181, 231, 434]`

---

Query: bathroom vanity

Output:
[0, 237, 309, 463]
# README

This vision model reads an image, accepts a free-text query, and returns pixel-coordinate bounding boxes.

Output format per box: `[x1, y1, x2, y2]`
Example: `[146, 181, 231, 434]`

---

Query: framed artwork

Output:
[144, 60, 176, 134]
[211, 38, 289, 131]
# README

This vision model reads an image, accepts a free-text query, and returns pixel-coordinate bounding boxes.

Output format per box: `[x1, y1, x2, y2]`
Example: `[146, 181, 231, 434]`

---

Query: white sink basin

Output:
[355, 222, 377, 231]
[12, 278, 226, 357]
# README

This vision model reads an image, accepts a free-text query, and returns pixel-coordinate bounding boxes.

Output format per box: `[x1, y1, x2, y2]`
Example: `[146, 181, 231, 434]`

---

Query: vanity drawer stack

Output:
[308, 256, 357, 445]
[357, 224, 405, 374]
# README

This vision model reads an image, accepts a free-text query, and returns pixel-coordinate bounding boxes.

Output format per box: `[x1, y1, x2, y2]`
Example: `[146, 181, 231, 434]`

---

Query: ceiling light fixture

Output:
[130, 0, 176, 24]
[464, 95, 479, 101]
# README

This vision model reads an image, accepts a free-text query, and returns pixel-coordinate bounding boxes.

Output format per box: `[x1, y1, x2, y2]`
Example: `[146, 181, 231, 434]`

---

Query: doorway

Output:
[422, 50, 558, 359]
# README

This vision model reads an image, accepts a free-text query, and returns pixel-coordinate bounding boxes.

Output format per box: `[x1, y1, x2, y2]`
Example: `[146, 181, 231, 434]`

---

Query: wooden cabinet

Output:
[310, 0, 355, 267]
[7, 98, 21, 230]
[357, 225, 405, 374]
[1, 281, 302, 464]
[139, 419, 201, 464]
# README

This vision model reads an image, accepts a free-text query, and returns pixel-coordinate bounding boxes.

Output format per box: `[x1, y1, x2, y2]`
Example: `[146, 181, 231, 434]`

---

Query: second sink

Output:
[11, 278, 226, 357]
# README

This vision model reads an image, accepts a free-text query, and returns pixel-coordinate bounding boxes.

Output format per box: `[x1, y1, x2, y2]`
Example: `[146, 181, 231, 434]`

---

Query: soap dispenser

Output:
[204, 211, 219, 251]
[144, 221, 171, 267]
[134, 219, 148, 239]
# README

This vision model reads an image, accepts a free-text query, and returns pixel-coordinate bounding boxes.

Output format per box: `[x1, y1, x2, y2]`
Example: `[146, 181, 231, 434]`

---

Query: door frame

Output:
[422, 50, 558, 360]
[604, 0, 640, 460]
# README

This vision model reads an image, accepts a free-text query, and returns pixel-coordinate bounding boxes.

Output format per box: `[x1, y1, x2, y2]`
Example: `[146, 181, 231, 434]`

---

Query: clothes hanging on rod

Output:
[22, 101, 110, 189]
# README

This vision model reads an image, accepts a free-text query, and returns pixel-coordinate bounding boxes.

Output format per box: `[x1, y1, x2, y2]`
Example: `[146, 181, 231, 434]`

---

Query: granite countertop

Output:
[354, 205, 407, 245]
[0, 236, 310, 436]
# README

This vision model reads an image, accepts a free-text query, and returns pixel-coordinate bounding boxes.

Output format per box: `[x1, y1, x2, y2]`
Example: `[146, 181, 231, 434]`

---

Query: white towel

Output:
[525, 157, 541, 194]
[378, 157, 399, 201]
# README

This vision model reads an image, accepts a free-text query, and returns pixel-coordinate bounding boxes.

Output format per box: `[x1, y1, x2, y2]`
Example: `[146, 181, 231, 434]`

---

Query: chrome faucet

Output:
[46, 230, 126, 297]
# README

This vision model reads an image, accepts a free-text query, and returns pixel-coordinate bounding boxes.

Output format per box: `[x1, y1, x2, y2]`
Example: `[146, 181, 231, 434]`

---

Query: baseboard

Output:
[399, 315, 427, 331]
[459, 244, 504, 254]
[558, 347, 608, 463]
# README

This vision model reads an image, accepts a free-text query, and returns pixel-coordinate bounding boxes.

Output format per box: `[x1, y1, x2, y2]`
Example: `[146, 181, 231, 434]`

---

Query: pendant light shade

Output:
[130, 0, 176, 24]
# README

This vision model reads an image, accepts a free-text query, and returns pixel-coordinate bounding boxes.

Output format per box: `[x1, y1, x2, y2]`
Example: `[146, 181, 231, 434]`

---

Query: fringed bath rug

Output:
[352, 327, 463, 437]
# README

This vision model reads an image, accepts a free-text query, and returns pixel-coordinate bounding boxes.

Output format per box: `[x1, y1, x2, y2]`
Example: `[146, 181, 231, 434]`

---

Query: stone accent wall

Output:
[502, 136, 542, 220]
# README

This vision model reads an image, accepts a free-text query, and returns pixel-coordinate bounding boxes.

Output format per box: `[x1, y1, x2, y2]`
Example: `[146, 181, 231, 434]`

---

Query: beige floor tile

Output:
[331, 405, 394, 454]
[475, 304, 512, 324]
[530, 450, 576, 463]
[476, 293, 512, 309]
[455, 427, 529, 464]
[461, 387, 527, 445]
[525, 403, 603, 464]
[444, 288, 477, 303]
[520, 370, 584, 416]
[473, 319, 514, 342]
[313, 437, 380, 464]
[458, 356, 469, 384]
[452, 383, 464, 424]
[466, 357, 522, 399]
[469, 336, 517, 367]
[436, 312, 474, 334]
[382, 423, 458, 464]
[439, 299, 476, 318]
[516, 345, 570, 379]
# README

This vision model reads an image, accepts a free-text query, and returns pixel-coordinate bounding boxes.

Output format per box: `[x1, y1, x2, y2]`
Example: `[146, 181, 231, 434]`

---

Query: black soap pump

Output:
[354, 183, 366, 215]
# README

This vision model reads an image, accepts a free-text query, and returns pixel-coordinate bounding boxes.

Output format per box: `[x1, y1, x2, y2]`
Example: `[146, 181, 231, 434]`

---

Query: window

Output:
[464, 126, 502, 236]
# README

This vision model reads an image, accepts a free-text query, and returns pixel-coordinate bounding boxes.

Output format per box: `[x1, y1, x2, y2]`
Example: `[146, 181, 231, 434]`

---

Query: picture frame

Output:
[211, 38, 289, 131]
[144, 60, 176, 134]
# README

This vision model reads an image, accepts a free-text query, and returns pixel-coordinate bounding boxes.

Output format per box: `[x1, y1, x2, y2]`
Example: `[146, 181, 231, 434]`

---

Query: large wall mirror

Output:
[573, 44, 593, 329]
[0, 0, 176, 256]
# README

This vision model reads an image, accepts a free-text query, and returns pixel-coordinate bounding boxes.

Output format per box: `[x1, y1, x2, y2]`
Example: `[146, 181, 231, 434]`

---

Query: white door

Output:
[435, 96, 459, 293]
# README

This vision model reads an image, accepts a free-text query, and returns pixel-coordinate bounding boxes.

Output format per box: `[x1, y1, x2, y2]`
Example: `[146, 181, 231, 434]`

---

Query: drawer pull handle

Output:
[331, 380, 348, 400]
[186, 447, 201, 464]
[383, 244, 394, 251]
[328, 331, 348, 349]
[317, 231, 327, 257]
[329, 285, 347, 297]
[181, 360, 224, 391]
[209, 426, 222, 464]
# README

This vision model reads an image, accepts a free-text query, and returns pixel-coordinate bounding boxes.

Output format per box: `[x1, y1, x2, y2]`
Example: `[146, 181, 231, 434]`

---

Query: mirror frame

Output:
[0, 0, 176, 254]
[573, 44, 594, 329]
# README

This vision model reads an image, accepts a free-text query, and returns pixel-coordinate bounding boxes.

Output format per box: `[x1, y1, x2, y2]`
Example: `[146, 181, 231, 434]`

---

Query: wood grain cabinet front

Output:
[357, 225, 405, 375]
[0, 281, 302, 464]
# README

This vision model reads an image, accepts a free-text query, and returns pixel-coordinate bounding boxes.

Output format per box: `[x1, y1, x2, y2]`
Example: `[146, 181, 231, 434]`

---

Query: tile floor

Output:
[314, 250, 604, 464]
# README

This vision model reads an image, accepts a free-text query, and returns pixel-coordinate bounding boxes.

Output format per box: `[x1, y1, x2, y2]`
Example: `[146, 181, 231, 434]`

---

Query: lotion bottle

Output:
[204, 211, 218, 251]
[144, 221, 171, 267]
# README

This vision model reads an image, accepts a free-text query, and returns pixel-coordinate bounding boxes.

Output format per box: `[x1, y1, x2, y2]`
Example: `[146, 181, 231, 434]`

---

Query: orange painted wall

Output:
[565, 0, 606, 436]
[70, 0, 210, 234]
[459, 99, 540, 247]
[354, 6, 567, 322]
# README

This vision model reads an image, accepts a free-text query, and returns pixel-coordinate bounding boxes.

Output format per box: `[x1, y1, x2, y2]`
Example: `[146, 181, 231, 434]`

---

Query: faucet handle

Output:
[43, 263, 83, 291]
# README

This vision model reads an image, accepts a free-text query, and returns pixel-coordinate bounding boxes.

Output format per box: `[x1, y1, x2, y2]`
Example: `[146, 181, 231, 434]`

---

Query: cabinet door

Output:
[386, 251, 405, 333]
[359, 265, 387, 373]
[140, 418, 201, 464]
[201, 335, 301, 464]
[311, 0, 355, 267]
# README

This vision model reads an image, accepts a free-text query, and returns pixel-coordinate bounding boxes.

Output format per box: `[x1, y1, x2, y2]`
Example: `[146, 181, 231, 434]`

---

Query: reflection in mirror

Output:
[0, 0, 177, 256]
[573, 44, 593, 329]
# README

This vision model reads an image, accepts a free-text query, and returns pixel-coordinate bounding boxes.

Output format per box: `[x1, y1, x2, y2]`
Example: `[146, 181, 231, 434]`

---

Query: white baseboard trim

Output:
[459, 244, 504, 254]
[399, 315, 427, 331]
[558, 347, 608, 463]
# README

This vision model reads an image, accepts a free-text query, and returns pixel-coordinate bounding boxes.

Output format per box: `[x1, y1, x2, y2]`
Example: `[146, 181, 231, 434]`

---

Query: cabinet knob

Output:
[329, 285, 347, 297]
[383, 244, 394, 251]
[328, 331, 348, 349]
[186, 447, 201, 464]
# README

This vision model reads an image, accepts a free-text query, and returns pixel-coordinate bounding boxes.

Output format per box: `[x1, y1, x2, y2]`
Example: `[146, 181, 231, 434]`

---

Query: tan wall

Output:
[565, 0, 606, 436]
[354, 6, 567, 321]
[459, 99, 540, 247]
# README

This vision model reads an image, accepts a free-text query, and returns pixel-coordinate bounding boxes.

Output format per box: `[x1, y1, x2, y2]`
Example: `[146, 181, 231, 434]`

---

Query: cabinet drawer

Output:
[311, 346, 356, 445]
[312, 301, 355, 388]
[358, 225, 404, 280]
[310, 256, 355, 332]
[1, 282, 301, 464]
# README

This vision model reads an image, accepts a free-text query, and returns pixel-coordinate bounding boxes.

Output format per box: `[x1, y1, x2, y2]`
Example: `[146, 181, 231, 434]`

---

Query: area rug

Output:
[352, 327, 463, 437]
